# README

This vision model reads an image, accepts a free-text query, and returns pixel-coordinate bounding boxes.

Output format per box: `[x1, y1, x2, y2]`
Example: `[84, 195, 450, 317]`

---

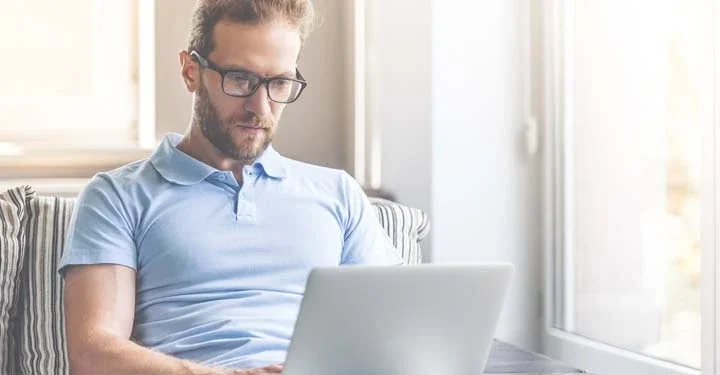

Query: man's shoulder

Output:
[105, 157, 151, 177]
[280, 157, 361, 199]
[97, 157, 155, 184]
[282, 157, 350, 182]
[82, 158, 158, 201]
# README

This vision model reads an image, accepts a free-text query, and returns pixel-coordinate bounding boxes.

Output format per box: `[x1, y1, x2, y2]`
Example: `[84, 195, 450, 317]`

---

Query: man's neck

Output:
[176, 127, 250, 184]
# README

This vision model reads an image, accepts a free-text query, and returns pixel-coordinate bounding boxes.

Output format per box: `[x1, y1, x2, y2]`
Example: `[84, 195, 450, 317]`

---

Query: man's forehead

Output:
[210, 20, 301, 75]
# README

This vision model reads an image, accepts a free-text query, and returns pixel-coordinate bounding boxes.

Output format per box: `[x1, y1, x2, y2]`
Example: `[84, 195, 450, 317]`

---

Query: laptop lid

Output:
[283, 263, 514, 375]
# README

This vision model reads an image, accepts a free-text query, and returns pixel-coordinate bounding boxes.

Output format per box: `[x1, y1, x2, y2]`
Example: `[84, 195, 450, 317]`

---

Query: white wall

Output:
[154, 0, 194, 139]
[372, 0, 543, 351]
[366, 0, 433, 259]
[154, 0, 348, 170]
[274, 0, 347, 169]
[431, 0, 542, 352]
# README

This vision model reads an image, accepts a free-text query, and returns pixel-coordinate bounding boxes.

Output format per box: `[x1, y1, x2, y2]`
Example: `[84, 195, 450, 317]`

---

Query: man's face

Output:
[192, 21, 302, 162]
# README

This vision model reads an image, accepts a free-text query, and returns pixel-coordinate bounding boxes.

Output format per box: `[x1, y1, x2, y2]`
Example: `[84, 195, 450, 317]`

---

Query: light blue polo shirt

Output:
[59, 133, 402, 369]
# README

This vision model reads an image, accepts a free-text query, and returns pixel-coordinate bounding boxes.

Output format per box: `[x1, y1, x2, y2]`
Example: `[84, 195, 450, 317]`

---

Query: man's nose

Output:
[243, 84, 272, 116]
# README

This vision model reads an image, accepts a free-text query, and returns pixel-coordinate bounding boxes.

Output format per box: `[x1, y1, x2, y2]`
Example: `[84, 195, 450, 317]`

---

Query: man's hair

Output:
[187, 0, 315, 56]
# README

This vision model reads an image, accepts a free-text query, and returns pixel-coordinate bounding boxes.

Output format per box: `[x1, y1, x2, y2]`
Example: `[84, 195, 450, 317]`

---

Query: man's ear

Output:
[180, 50, 200, 93]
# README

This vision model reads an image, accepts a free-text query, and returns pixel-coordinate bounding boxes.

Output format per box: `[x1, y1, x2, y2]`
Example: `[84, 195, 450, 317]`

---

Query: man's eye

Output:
[228, 73, 251, 81]
[271, 79, 292, 88]
[229, 77, 251, 85]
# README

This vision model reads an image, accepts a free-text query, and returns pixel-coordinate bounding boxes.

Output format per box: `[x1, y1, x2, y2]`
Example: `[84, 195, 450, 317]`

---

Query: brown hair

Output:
[187, 0, 315, 56]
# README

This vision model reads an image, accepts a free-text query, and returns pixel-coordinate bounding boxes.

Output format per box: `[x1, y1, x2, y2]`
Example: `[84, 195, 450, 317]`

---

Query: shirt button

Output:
[218, 174, 227, 181]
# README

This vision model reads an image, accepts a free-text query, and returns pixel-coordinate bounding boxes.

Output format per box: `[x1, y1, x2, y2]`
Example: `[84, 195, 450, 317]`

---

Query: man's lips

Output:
[236, 124, 267, 130]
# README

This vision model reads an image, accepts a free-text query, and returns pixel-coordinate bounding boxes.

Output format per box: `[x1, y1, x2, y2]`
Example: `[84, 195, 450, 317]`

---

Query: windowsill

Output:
[0, 148, 153, 178]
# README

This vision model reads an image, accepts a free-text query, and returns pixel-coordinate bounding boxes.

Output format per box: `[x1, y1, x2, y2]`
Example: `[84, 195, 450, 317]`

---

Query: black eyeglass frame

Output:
[190, 50, 308, 104]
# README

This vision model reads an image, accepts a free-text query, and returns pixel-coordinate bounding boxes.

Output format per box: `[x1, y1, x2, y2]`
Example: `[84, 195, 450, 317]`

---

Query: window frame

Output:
[0, 0, 156, 178]
[540, 1, 718, 374]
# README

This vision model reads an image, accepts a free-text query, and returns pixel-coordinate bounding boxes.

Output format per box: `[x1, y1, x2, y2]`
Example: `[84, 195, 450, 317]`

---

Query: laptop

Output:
[282, 263, 514, 375]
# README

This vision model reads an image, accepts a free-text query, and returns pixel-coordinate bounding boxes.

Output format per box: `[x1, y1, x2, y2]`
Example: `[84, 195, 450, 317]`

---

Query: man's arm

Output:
[64, 264, 222, 375]
[64, 264, 282, 375]
[339, 171, 404, 265]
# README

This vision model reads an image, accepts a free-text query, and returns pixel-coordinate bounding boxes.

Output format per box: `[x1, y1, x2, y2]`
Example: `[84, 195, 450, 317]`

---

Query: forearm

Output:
[69, 331, 227, 375]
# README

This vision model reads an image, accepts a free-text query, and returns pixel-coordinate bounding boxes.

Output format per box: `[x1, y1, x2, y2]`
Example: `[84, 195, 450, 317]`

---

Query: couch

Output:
[0, 185, 430, 375]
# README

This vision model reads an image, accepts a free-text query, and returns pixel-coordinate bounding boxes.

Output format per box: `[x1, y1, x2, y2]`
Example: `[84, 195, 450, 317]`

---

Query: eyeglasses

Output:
[190, 51, 308, 104]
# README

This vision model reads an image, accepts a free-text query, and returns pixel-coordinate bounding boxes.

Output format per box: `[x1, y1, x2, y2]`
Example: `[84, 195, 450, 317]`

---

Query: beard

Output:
[193, 80, 276, 163]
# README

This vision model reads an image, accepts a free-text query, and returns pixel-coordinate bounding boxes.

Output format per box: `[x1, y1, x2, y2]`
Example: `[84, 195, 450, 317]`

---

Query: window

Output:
[0, 0, 139, 152]
[542, 0, 717, 374]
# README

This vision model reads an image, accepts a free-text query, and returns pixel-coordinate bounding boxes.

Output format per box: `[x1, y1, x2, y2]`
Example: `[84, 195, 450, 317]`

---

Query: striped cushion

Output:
[0, 186, 35, 375]
[369, 198, 430, 265]
[15, 196, 75, 375]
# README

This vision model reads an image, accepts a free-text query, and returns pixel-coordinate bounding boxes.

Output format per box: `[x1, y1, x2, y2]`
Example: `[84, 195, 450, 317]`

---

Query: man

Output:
[59, 1, 402, 374]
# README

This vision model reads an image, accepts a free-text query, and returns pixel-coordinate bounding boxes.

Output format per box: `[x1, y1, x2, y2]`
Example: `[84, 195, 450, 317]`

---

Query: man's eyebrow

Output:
[276, 70, 298, 79]
[222, 63, 251, 71]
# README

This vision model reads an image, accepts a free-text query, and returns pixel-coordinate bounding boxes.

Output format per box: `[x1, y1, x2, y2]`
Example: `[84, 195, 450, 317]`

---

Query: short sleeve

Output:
[339, 172, 404, 265]
[58, 174, 137, 276]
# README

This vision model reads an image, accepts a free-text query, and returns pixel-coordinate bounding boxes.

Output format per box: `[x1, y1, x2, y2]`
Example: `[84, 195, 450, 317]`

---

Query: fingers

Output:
[248, 364, 284, 374]
[264, 364, 284, 373]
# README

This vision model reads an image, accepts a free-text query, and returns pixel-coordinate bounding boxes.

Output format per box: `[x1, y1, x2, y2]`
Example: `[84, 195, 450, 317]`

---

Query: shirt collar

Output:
[150, 133, 287, 185]
[253, 143, 288, 179]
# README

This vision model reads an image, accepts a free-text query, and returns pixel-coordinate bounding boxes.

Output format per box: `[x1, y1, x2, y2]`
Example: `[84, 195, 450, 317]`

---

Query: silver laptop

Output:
[283, 263, 514, 375]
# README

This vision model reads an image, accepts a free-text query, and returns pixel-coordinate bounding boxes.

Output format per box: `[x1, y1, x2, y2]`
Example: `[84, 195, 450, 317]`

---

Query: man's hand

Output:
[230, 364, 283, 374]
